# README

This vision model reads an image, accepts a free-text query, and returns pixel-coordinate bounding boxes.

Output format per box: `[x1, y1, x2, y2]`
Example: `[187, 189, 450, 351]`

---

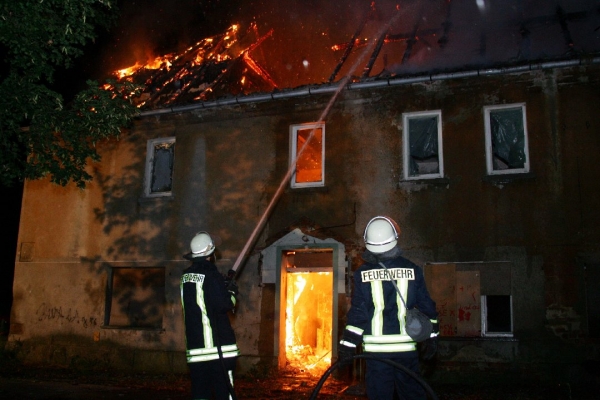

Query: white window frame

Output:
[289, 122, 325, 188]
[484, 103, 530, 175]
[402, 110, 444, 180]
[481, 295, 514, 338]
[144, 137, 175, 197]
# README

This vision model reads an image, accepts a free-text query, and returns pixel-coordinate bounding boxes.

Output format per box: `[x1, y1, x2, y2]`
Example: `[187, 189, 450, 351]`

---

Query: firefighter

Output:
[338, 216, 439, 400]
[180, 231, 239, 400]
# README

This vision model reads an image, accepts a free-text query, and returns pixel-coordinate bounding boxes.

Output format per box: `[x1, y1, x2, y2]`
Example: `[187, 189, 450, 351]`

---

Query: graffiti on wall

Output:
[36, 303, 98, 328]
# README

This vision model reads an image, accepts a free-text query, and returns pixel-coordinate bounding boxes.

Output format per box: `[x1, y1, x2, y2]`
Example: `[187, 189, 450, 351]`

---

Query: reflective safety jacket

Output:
[341, 256, 438, 354]
[180, 258, 239, 363]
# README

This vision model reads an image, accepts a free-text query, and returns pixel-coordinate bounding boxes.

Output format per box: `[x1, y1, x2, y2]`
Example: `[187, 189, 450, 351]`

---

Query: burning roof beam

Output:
[556, 6, 575, 51]
[361, 29, 387, 78]
[437, 0, 453, 49]
[515, 8, 591, 56]
[400, 12, 423, 65]
[328, 10, 371, 83]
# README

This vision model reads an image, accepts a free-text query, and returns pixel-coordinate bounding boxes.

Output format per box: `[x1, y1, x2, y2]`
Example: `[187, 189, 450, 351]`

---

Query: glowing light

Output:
[302, 60, 309, 68]
[285, 271, 332, 376]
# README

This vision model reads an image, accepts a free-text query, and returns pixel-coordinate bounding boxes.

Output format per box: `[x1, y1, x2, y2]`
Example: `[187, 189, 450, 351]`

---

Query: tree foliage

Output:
[0, 0, 141, 188]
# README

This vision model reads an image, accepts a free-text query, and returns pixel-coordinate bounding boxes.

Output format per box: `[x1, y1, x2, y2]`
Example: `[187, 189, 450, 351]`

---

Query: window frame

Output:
[144, 137, 176, 198]
[289, 122, 326, 189]
[484, 103, 530, 175]
[481, 295, 514, 338]
[402, 110, 444, 180]
[103, 266, 166, 330]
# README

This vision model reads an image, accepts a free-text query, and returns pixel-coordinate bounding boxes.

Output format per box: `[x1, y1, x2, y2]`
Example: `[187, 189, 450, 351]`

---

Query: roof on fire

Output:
[115, 1, 600, 112]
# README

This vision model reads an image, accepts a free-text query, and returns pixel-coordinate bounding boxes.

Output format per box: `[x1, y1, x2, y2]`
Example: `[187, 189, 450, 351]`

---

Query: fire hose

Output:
[226, 9, 403, 282]
[309, 355, 439, 400]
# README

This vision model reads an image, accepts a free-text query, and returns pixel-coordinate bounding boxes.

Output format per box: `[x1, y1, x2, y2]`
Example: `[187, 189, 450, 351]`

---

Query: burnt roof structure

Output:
[114, 1, 600, 112]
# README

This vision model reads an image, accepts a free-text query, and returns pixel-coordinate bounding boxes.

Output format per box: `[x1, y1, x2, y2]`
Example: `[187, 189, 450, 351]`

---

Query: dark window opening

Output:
[484, 295, 513, 335]
[104, 267, 165, 329]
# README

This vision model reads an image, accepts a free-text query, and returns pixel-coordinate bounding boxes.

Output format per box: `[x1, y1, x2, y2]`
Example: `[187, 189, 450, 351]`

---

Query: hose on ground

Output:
[308, 354, 439, 400]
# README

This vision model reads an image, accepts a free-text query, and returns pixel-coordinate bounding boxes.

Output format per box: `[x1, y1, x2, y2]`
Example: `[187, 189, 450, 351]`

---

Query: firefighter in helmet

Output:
[180, 231, 239, 400]
[338, 216, 439, 400]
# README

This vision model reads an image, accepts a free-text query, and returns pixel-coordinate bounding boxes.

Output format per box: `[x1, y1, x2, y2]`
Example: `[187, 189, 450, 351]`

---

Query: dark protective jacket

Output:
[180, 258, 239, 363]
[342, 254, 438, 354]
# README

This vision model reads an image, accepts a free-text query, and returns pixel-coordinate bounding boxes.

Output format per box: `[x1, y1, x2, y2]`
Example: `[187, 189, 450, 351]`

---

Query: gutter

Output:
[138, 56, 600, 118]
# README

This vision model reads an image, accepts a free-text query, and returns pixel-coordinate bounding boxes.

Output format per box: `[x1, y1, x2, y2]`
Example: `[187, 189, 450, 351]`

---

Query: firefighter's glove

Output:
[338, 329, 361, 364]
[421, 337, 438, 361]
[338, 343, 356, 365]
[226, 279, 239, 297]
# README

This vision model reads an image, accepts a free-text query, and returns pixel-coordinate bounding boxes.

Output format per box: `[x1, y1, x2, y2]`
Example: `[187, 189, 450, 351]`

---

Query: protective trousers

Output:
[188, 358, 236, 400]
[365, 353, 425, 400]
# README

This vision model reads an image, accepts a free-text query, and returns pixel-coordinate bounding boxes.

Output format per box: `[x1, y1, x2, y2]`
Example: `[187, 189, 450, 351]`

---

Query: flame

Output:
[106, 23, 277, 108]
[285, 271, 332, 376]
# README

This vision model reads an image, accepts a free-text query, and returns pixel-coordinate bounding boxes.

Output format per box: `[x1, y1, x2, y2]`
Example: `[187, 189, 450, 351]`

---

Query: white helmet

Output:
[189, 231, 215, 257]
[363, 216, 401, 254]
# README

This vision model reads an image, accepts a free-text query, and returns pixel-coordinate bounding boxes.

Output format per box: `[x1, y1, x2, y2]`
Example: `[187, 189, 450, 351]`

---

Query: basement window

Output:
[484, 104, 529, 175]
[104, 267, 165, 329]
[424, 262, 513, 338]
[144, 137, 175, 197]
[402, 110, 444, 180]
[290, 122, 325, 188]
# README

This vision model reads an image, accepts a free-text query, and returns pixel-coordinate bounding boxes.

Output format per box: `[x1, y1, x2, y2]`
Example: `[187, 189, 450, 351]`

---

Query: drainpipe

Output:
[137, 56, 600, 118]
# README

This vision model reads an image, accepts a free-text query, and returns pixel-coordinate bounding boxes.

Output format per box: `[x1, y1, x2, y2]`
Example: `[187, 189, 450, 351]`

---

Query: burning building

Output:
[8, 0, 600, 388]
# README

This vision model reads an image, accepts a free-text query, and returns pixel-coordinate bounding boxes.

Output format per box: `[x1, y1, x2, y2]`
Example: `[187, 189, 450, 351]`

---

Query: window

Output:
[482, 295, 513, 337]
[290, 122, 325, 188]
[424, 262, 513, 338]
[144, 137, 175, 197]
[484, 104, 529, 175]
[402, 110, 444, 180]
[104, 267, 165, 329]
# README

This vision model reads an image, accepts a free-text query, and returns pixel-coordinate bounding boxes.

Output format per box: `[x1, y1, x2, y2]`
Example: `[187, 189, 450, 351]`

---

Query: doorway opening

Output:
[281, 249, 333, 375]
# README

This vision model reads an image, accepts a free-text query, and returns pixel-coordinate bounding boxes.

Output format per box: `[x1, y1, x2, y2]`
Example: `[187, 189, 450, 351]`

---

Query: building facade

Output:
[9, 62, 600, 384]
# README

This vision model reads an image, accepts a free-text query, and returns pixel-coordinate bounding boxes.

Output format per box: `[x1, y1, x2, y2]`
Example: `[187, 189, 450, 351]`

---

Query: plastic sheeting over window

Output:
[490, 108, 526, 170]
[151, 141, 175, 193]
[408, 115, 440, 177]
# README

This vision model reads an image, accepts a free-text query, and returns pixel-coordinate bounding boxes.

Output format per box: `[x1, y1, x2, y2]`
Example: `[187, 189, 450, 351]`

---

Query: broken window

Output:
[104, 267, 165, 329]
[484, 104, 529, 175]
[424, 262, 513, 338]
[290, 122, 325, 188]
[403, 110, 444, 180]
[144, 137, 175, 197]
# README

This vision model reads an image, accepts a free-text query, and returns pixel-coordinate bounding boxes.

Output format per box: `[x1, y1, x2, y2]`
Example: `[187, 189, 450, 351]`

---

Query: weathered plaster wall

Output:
[9, 64, 600, 381]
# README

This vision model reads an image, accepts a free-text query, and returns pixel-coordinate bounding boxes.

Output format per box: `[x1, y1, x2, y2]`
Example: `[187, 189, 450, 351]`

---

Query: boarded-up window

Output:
[104, 267, 165, 329]
[425, 262, 512, 337]
[290, 122, 325, 188]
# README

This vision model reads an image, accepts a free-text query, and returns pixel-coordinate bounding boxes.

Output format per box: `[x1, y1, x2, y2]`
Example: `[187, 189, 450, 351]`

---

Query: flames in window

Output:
[295, 127, 323, 183]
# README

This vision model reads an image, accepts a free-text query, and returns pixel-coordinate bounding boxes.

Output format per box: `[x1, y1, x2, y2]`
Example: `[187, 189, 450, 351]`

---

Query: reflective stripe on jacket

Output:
[344, 256, 438, 354]
[180, 258, 239, 364]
